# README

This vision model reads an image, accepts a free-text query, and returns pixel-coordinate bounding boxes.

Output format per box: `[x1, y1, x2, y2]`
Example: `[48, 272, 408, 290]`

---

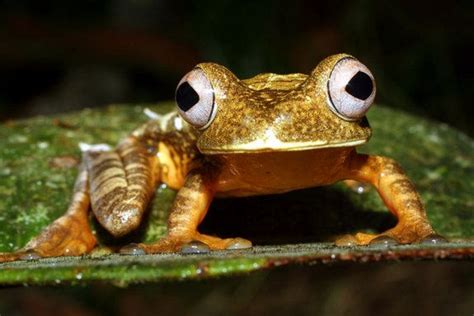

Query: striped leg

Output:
[0, 136, 156, 262]
[83, 137, 157, 237]
[337, 153, 435, 245]
[0, 165, 96, 262]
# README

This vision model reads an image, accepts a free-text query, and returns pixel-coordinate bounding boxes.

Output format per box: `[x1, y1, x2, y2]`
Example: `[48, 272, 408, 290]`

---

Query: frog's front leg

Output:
[124, 165, 251, 254]
[337, 152, 437, 245]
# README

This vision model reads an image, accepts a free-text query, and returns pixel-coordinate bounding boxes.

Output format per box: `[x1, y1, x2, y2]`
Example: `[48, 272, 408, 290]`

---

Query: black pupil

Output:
[176, 81, 200, 112]
[345, 71, 373, 101]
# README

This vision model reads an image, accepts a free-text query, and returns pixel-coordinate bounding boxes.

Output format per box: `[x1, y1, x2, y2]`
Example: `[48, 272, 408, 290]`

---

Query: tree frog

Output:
[0, 53, 439, 261]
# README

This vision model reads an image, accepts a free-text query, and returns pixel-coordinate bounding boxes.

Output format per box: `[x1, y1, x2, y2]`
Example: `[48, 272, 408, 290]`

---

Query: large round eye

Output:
[175, 68, 216, 129]
[327, 58, 376, 121]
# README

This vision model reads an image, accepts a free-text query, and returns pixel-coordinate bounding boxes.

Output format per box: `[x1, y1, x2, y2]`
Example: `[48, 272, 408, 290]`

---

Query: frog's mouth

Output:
[198, 137, 369, 155]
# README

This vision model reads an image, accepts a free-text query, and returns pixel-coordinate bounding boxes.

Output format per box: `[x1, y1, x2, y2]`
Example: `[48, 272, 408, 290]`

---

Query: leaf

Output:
[0, 103, 472, 286]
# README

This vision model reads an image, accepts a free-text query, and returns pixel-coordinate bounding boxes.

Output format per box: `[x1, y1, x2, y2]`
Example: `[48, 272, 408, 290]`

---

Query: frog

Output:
[0, 53, 439, 262]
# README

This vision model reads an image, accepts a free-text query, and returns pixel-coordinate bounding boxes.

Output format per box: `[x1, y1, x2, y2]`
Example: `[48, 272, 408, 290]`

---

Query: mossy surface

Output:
[0, 103, 472, 285]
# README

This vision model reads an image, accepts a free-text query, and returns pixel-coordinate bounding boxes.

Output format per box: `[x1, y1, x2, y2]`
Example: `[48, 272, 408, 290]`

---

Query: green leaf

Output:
[0, 103, 472, 286]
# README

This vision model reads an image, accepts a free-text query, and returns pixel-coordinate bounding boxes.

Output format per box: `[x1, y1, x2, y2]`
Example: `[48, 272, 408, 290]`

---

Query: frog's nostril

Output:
[345, 71, 373, 101]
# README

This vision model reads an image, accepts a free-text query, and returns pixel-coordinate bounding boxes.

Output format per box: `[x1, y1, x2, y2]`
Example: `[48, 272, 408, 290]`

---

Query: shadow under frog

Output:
[202, 186, 397, 245]
[95, 186, 395, 248]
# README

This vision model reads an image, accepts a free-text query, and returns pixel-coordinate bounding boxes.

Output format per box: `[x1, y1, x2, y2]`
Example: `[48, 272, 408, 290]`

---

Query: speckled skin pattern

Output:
[197, 54, 371, 153]
[0, 54, 437, 262]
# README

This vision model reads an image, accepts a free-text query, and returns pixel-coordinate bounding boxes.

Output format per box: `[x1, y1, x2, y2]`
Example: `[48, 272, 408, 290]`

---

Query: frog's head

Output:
[175, 54, 376, 154]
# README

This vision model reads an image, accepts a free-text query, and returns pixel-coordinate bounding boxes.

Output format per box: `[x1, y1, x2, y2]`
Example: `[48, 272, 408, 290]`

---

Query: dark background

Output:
[0, 0, 473, 136]
[0, 1, 473, 315]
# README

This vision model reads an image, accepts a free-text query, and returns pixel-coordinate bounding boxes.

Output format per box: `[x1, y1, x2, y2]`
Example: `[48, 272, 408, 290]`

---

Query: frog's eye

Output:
[327, 58, 376, 121]
[175, 68, 216, 129]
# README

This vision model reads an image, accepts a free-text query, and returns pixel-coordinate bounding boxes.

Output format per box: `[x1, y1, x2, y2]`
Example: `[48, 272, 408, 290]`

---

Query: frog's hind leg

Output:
[83, 137, 156, 237]
[336, 153, 436, 246]
[0, 165, 96, 262]
[124, 166, 252, 254]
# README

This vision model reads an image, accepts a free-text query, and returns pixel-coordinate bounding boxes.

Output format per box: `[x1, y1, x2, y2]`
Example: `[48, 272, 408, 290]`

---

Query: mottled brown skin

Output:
[0, 54, 436, 262]
[197, 57, 371, 153]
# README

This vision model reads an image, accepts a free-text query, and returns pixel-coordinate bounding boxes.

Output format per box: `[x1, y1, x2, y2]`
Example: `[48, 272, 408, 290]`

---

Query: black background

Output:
[0, 0, 472, 136]
[0, 1, 473, 315]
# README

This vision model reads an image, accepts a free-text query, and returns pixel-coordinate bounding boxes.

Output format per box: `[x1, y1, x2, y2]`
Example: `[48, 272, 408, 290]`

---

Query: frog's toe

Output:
[178, 237, 253, 251]
[124, 237, 182, 254]
[18, 249, 42, 260]
[180, 241, 210, 254]
[335, 232, 392, 246]
[420, 234, 448, 245]
[192, 233, 252, 250]
[131, 234, 253, 254]
[19, 215, 97, 259]
[334, 234, 360, 246]
[0, 252, 23, 263]
[0, 249, 46, 263]
[225, 238, 252, 250]
[368, 235, 399, 247]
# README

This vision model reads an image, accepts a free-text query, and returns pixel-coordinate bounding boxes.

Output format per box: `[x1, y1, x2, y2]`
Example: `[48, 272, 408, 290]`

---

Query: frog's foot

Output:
[0, 216, 96, 263]
[120, 233, 252, 255]
[20, 215, 97, 259]
[0, 252, 22, 263]
[335, 222, 437, 246]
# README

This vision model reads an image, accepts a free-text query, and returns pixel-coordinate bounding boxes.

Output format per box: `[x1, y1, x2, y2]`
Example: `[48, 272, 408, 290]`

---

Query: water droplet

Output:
[356, 185, 365, 194]
[345, 180, 370, 194]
